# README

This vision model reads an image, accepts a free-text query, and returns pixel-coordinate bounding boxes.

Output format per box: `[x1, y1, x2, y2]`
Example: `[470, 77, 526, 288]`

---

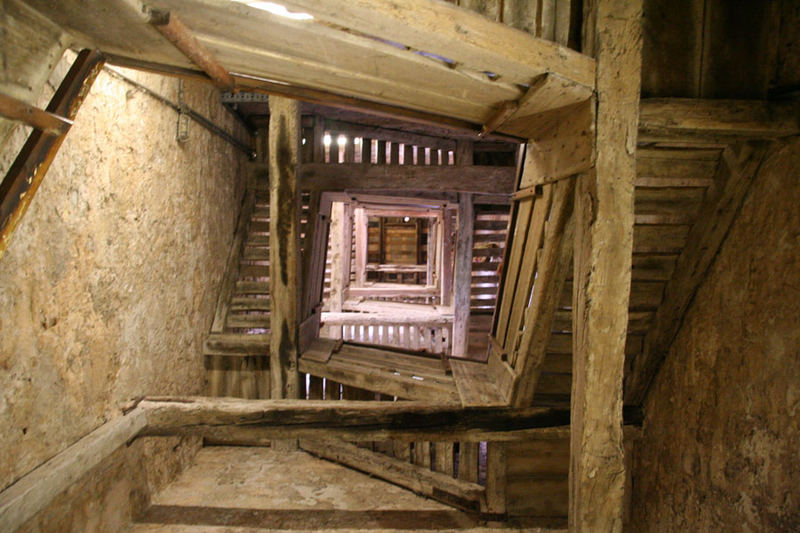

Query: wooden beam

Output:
[279, 0, 596, 90]
[347, 284, 438, 299]
[452, 193, 474, 357]
[0, 49, 104, 260]
[0, 409, 147, 533]
[638, 98, 800, 143]
[144, 8, 234, 91]
[625, 142, 770, 405]
[515, 100, 594, 186]
[570, 1, 642, 532]
[269, 96, 302, 400]
[138, 397, 581, 442]
[353, 207, 367, 286]
[0, 92, 73, 136]
[300, 439, 484, 511]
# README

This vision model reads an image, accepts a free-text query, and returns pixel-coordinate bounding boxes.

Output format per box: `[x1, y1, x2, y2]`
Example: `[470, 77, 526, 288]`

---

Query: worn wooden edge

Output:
[0, 408, 147, 533]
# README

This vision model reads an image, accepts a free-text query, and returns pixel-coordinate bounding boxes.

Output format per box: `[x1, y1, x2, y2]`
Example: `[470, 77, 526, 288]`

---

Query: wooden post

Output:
[354, 207, 368, 286]
[455, 139, 474, 166]
[452, 193, 474, 357]
[269, 96, 302, 407]
[440, 208, 455, 306]
[570, 1, 642, 532]
[485, 442, 507, 515]
[328, 201, 346, 338]
[376, 140, 387, 164]
[0, 50, 104, 259]
[312, 116, 325, 163]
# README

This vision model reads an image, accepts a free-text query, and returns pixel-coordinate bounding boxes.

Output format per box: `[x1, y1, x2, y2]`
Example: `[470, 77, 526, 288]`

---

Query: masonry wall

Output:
[630, 140, 800, 531]
[0, 51, 250, 530]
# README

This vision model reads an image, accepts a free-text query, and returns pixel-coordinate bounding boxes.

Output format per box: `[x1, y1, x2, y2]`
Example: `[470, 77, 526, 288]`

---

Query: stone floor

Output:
[127, 446, 564, 532]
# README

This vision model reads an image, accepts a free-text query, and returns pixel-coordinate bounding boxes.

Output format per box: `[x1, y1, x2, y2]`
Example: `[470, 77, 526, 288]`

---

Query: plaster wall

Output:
[0, 50, 249, 530]
[630, 140, 800, 531]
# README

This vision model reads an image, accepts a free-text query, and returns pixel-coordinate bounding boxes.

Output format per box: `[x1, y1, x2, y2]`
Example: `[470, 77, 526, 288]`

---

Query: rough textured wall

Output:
[0, 51, 249, 531]
[630, 140, 800, 532]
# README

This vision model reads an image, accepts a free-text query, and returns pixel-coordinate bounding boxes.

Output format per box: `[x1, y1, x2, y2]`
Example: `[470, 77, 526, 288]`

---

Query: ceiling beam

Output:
[299, 163, 515, 194]
[279, 0, 595, 89]
[639, 98, 800, 143]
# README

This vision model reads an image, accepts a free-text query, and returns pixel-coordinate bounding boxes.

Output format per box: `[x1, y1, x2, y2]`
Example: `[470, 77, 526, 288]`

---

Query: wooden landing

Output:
[450, 359, 508, 407]
[299, 341, 459, 403]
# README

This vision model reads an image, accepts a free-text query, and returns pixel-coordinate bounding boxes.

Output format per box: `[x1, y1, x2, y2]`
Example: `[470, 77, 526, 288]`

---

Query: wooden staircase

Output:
[203, 183, 272, 398]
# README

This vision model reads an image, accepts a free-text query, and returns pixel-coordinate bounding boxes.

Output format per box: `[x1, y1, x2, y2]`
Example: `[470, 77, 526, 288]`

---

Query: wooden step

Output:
[229, 297, 271, 312]
[204, 332, 269, 356]
[226, 314, 270, 329]
[235, 281, 270, 294]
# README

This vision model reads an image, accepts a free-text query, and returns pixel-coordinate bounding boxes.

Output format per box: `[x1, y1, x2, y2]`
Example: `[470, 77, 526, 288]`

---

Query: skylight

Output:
[231, 1, 313, 20]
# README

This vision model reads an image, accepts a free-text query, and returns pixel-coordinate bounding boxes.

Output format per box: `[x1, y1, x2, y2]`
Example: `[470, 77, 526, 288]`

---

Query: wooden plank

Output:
[138, 397, 605, 443]
[625, 142, 770, 405]
[638, 98, 800, 142]
[450, 359, 506, 407]
[0, 408, 147, 533]
[299, 163, 515, 194]
[279, 0, 596, 89]
[435, 442, 455, 476]
[494, 196, 534, 346]
[0, 49, 104, 259]
[300, 439, 484, 511]
[503, 187, 552, 352]
[513, 100, 594, 186]
[269, 96, 301, 400]
[354, 207, 367, 286]
[452, 193, 474, 356]
[325, 119, 456, 153]
[570, 1, 642, 532]
[0, 92, 73, 135]
[299, 353, 459, 403]
[458, 442, 479, 484]
[511, 179, 575, 407]
[484, 442, 507, 514]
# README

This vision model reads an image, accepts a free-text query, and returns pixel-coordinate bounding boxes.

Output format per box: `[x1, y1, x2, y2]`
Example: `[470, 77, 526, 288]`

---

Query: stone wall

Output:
[0, 51, 250, 531]
[630, 140, 800, 531]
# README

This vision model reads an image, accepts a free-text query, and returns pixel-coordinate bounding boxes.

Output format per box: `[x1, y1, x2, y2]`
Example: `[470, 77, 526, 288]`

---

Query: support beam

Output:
[638, 98, 800, 143]
[452, 193, 474, 357]
[0, 93, 73, 136]
[300, 439, 484, 511]
[353, 207, 368, 286]
[269, 96, 302, 400]
[570, 1, 642, 532]
[138, 397, 586, 442]
[145, 8, 235, 91]
[279, 0, 596, 90]
[0, 49, 104, 260]
[625, 142, 769, 405]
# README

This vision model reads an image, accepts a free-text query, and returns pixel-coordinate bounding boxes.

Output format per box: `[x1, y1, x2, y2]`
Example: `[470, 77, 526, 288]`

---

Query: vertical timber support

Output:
[452, 192, 474, 357]
[0, 49, 104, 259]
[354, 207, 367, 286]
[269, 96, 302, 413]
[570, 1, 643, 532]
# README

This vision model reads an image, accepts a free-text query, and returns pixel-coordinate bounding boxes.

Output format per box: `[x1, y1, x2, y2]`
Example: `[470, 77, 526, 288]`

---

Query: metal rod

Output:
[103, 67, 255, 158]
